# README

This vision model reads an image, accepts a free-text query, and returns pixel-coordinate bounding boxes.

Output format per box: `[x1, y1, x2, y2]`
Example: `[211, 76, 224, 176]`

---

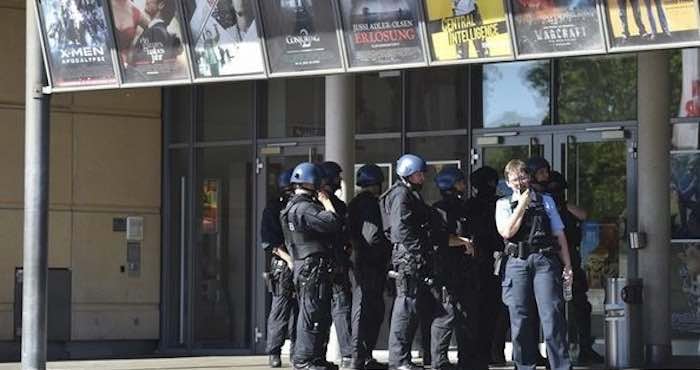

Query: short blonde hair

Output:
[504, 159, 527, 180]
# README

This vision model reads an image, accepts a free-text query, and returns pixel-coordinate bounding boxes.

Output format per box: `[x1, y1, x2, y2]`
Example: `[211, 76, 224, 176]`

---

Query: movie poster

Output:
[671, 242, 700, 336]
[37, 0, 118, 87]
[259, 0, 344, 74]
[604, 0, 700, 49]
[679, 49, 700, 118]
[339, 0, 427, 69]
[110, 0, 190, 84]
[183, 0, 265, 79]
[423, 0, 513, 63]
[510, 0, 605, 57]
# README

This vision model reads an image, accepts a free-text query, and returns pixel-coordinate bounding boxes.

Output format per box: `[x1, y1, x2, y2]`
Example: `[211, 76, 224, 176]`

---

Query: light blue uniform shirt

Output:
[495, 192, 565, 235]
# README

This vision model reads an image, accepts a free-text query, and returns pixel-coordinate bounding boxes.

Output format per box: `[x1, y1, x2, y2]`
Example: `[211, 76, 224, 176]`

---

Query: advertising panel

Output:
[183, 0, 266, 80]
[37, 0, 119, 88]
[672, 242, 700, 337]
[259, 0, 344, 75]
[510, 0, 606, 57]
[110, 0, 191, 84]
[423, 0, 513, 63]
[604, 0, 700, 50]
[339, 0, 428, 70]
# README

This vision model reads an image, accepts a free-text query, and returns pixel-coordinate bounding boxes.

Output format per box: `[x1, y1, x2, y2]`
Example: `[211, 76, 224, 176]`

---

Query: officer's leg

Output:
[350, 271, 365, 361]
[417, 288, 434, 367]
[475, 268, 498, 366]
[364, 268, 387, 356]
[532, 254, 571, 370]
[267, 291, 291, 355]
[331, 274, 353, 360]
[293, 259, 333, 367]
[430, 293, 455, 369]
[388, 285, 419, 367]
[457, 282, 480, 370]
[503, 257, 537, 370]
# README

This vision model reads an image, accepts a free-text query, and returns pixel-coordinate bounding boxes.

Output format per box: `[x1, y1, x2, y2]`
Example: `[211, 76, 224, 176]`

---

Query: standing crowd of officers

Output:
[260, 153, 603, 370]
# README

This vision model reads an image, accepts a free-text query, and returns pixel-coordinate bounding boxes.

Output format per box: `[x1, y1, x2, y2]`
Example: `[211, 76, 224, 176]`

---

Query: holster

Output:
[297, 256, 331, 301]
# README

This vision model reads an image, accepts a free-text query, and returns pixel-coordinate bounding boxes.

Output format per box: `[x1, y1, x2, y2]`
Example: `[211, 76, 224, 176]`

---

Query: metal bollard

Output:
[605, 278, 643, 369]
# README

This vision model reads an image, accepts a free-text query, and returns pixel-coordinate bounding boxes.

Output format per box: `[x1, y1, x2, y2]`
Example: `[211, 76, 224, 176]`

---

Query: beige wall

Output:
[0, 1, 162, 341]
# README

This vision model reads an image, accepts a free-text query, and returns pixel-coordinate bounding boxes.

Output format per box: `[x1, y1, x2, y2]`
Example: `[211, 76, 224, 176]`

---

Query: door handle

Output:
[528, 137, 539, 157]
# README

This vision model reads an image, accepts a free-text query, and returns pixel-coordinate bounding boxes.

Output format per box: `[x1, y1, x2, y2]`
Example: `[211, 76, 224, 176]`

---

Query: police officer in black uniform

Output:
[348, 164, 391, 370]
[431, 167, 480, 370]
[281, 162, 343, 370]
[263, 169, 297, 368]
[546, 171, 604, 365]
[381, 154, 434, 370]
[318, 161, 354, 369]
[465, 166, 507, 367]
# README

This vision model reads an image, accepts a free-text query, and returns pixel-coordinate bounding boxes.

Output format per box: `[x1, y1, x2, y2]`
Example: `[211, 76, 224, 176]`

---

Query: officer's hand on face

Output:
[519, 188, 532, 208]
[317, 190, 336, 212]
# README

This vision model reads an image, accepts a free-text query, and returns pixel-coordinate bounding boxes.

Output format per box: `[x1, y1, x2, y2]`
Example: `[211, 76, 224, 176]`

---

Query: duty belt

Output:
[505, 241, 558, 259]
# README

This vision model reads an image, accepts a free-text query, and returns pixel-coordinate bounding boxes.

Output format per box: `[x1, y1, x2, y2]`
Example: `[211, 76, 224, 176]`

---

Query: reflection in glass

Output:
[263, 78, 325, 138]
[198, 83, 253, 141]
[166, 149, 188, 345]
[356, 74, 402, 134]
[670, 242, 700, 340]
[194, 146, 252, 347]
[558, 55, 636, 124]
[671, 152, 700, 239]
[168, 86, 192, 144]
[483, 61, 550, 128]
[407, 67, 464, 131]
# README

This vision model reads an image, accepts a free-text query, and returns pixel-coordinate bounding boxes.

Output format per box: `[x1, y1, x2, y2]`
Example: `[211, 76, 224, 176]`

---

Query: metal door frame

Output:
[471, 130, 554, 169]
[252, 142, 325, 354]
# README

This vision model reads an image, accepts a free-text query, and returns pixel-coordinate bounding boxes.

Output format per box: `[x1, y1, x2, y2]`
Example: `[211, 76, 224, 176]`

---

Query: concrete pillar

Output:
[637, 50, 672, 367]
[325, 74, 356, 202]
[324, 75, 355, 363]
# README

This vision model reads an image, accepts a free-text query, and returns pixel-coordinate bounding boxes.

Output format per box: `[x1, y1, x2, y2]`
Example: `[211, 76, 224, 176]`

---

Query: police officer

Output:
[546, 171, 603, 365]
[431, 167, 480, 370]
[465, 166, 507, 367]
[495, 160, 573, 370]
[318, 161, 355, 369]
[262, 169, 297, 368]
[348, 164, 391, 370]
[281, 162, 343, 370]
[381, 154, 434, 370]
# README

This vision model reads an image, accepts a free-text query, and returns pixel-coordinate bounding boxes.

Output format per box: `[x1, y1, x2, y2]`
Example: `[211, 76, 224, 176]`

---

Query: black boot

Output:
[364, 357, 388, 370]
[269, 354, 282, 368]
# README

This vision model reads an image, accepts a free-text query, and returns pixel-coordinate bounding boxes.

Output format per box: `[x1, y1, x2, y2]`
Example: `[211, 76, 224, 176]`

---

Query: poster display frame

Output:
[602, 0, 700, 54]
[35, 0, 122, 93]
[423, 0, 516, 67]
[258, 0, 347, 79]
[507, 0, 609, 61]
[337, 0, 431, 73]
[184, 0, 269, 84]
[110, 0, 194, 88]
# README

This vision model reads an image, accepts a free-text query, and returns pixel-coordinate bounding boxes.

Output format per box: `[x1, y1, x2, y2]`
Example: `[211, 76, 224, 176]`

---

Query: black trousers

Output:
[387, 277, 433, 368]
[266, 257, 298, 355]
[330, 269, 353, 359]
[476, 263, 503, 368]
[431, 281, 479, 369]
[293, 256, 333, 366]
[350, 266, 386, 361]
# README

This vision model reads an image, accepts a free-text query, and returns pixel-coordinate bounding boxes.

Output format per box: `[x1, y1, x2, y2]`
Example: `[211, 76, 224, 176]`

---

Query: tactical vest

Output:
[508, 193, 554, 248]
[280, 195, 327, 260]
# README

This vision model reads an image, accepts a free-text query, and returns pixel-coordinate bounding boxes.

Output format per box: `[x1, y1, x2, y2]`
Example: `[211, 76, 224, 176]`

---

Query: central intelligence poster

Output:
[423, 0, 513, 63]
[110, 0, 191, 84]
[259, 0, 344, 75]
[604, 0, 700, 50]
[339, 0, 427, 69]
[510, 0, 605, 57]
[37, 0, 118, 88]
[183, 0, 265, 79]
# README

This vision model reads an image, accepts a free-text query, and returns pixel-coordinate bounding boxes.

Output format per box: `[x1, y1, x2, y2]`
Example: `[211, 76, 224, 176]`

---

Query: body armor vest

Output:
[280, 195, 327, 260]
[508, 193, 554, 248]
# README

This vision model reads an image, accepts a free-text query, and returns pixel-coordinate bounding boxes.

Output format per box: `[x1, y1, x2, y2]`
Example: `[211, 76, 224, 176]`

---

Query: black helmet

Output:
[278, 169, 293, 190]
[356, 164, 384, 187]
[290, 162, 323, 189]
[470, 166, 498, 190]
[526, 157, 551, 176]
[435, 167, 466, 191]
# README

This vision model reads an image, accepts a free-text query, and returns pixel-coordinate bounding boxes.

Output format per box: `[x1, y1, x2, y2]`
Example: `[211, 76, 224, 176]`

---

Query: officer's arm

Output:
[545, 196, 573, 272]
[260, 207, 284, 251]
[391, 191, 420, 251]
[273, 246, 294, 269]
[301, 203, 342, 234]
[496, 198, 528, 239]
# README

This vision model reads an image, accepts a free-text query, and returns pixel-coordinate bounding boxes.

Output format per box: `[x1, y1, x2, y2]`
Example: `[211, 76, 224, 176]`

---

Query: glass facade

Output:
[163, 52, 700, 355]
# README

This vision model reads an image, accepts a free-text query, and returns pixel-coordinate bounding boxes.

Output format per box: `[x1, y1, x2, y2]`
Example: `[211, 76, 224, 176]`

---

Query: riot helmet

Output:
[290, 162, 323, 190]
[435, 167, 466, 192]
[396, 154, 427, 178]
[278, 169, 294, 190]
[470, 166, 499, 196]
[320, 161, 343, 192]
[356, 164, 385, 188]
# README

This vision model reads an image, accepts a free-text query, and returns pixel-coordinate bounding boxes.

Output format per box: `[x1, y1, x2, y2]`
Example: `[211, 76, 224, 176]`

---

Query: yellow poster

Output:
[424, 0, 513, 62]
[605, 0, 700, 48]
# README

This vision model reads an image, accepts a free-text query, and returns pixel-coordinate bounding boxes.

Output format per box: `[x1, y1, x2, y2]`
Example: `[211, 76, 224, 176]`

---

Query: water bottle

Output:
[563, 274, 573, 301]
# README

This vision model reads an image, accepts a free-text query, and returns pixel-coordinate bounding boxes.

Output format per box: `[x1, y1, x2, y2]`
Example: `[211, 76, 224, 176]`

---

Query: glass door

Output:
[472, 132, 553, 197]
[553, 129, 637, 343]
[253, 143, 325, 353]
